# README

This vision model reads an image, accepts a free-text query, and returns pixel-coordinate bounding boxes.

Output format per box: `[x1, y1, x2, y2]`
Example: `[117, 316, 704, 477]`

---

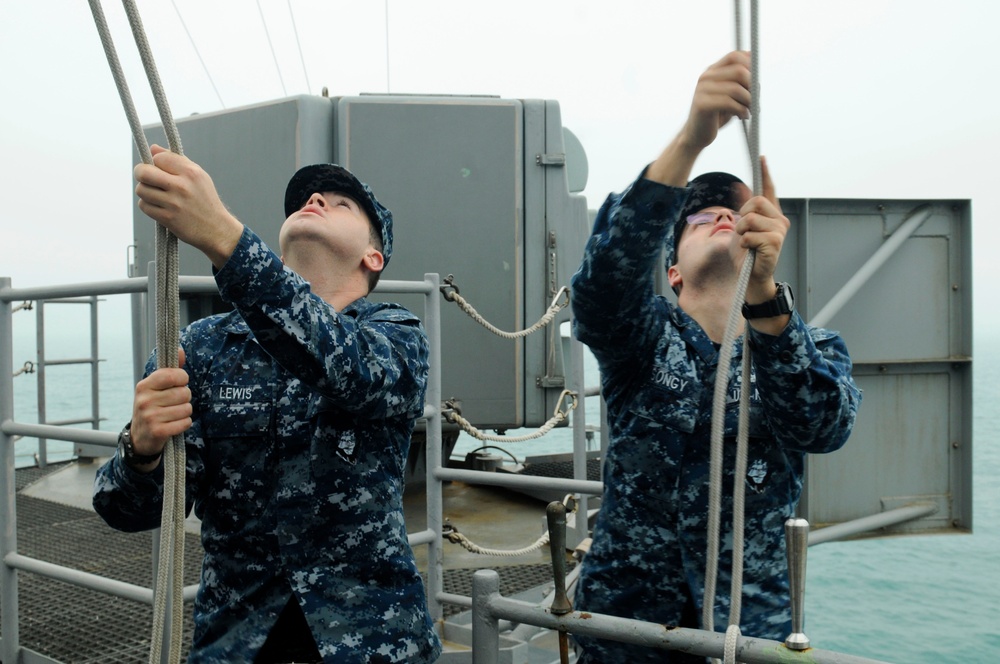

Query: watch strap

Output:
[742, 282, 794, 320]
[119, 422, 162, 466]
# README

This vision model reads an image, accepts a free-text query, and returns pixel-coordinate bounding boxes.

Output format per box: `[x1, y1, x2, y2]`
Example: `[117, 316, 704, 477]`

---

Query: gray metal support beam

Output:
[810, 205, 932, 328]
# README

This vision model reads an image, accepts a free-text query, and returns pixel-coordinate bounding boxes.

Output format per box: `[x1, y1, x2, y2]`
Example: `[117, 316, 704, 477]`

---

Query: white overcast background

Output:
[2, 3, 998, 660]
[2, 1, 994, 327]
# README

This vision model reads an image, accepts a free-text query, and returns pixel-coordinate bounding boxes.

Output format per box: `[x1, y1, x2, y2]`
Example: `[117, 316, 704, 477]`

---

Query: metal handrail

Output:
[0, 274, 446, 662]
[2, 272, 931, 662]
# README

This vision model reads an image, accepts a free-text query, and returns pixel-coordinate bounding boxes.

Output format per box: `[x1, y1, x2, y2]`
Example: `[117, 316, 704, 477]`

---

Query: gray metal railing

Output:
[1, 272, 922, 663]
[34, 296, 103, 467]
[0, 273, 446, 663]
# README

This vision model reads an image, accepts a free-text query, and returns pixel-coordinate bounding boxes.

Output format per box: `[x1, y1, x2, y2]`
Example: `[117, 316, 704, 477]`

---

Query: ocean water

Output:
[9, 302, 999, 663]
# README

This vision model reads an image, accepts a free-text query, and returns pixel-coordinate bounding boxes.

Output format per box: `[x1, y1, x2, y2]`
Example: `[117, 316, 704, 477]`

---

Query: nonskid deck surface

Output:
[3, 461, 570, 662]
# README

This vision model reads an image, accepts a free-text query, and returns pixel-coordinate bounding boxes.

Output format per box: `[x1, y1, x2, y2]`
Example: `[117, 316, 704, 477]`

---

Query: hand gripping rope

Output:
[703, 2, 762, 663]
[86, 1, 186, 661]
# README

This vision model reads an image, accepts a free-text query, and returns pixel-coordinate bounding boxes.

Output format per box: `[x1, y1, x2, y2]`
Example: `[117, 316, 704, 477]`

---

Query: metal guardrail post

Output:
[1, 277, 21, 662]
[472, 570, 501, 664]
[546, 501, 573, 664]
[89, 295, 102, 454]
[35, 301, 48, 467]
[569, 331, 590, 548]
[423, 273, 444, 623]
[784, 518, 810, 650]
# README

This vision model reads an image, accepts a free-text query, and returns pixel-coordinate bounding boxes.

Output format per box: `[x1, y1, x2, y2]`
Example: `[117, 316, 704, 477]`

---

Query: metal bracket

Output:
[536, 376, 566, 389]
[536, 152, 566, 166]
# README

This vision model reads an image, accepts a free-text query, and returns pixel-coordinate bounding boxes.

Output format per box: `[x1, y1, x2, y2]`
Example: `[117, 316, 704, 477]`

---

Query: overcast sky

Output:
[1, 0, 995, 332]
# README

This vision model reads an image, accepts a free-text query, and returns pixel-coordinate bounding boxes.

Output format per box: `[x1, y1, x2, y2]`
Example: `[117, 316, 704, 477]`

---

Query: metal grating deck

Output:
[517, 458, 601, 482]
[2, 461, 202, 663]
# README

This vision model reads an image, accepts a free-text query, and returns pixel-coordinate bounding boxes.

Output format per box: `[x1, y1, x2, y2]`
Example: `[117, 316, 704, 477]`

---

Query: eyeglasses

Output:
[685, 209, 742, 226]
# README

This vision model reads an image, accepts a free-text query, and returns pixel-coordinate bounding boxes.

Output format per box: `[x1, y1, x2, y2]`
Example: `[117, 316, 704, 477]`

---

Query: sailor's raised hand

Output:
[134, 145, 244, 268]
[736, 157, 792, 335]
[646, 51, 752, 187]
[681, 50, 752, 153]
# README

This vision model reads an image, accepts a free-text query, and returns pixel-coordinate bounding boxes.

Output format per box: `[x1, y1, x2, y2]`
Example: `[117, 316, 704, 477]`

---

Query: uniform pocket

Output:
[203, 401, 272, 438]
[307, 397, 361, 467]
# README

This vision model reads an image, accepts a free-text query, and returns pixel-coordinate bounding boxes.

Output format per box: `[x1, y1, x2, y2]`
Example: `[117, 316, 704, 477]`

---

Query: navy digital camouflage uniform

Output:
[93, 226, 442, 663]
[570, 174, 861, 662]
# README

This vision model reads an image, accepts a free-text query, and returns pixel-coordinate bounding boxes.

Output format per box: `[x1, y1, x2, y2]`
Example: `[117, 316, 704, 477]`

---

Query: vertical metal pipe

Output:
[570, 333, 589, 547]
[471, 570, 500, 664]
[1, 278, 21, 662]
[90, 295, 101, 436]
[547, 502, 571, 614]
[547, 501, 572, 664]
[131, 289, 149, 386]
[35, 302, 47, 467]
[784, 518, 810, 650]
[424, 274, 443, 623]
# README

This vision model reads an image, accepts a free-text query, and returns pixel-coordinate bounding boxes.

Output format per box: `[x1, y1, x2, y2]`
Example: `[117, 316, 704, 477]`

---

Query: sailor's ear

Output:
[362, 248, 384, 273]
[667, 264, 683, 290]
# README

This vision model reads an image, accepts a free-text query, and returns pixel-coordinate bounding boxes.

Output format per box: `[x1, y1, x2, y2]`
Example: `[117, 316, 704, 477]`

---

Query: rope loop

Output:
[440, 274, 571, 340]
[442, 494, 578, 557]
[553, 389, 578, 420]
[723, 624, 742, 664]
[11, 301, 34, 314]
[12, 361, 35, 378]
[440, 274, 461, 302]
[443, 391, 577, 444]
[443, 521, 550, 557]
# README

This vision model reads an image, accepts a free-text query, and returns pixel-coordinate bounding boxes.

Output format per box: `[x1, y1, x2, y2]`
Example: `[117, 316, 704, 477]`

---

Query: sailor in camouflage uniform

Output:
[93, 146, 442, 663]
[570, 51, 861, 662]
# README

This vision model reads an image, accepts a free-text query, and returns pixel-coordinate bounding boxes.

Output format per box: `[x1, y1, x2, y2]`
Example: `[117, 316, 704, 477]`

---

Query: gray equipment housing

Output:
[132, 95, 973, 538]
[132, 94, 588, 429]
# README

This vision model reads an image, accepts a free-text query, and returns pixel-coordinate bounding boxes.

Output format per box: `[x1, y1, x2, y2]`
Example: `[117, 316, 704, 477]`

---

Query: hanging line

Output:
[86, 1, 187, 662]
[703, 2, 762, 663]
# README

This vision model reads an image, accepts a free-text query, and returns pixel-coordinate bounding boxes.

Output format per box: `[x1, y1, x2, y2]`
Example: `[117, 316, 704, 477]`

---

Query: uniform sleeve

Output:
[570, 176, 690, 371]
[748, 312, 862, 454]
[213, 227, 429, 421]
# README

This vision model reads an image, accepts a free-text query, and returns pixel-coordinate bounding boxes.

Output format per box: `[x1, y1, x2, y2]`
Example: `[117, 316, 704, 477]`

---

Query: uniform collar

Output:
[670, 304, 742, 364]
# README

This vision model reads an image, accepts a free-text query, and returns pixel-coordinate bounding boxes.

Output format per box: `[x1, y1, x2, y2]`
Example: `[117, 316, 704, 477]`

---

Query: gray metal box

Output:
[794, 199, 972, 537]
[132, 94, 588, 429]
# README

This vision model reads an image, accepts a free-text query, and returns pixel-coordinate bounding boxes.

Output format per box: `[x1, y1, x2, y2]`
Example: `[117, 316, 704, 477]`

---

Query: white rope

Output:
[724, 624, 742, 664]
[441, 278, 570, 340]
[706, 2, 760, 657]
[87, 1, 186, 660]
[445, 529, 551, 557]
[444, 496, 577, 557]
[444, 390, 577, 443]
[702, 247, 755, 643]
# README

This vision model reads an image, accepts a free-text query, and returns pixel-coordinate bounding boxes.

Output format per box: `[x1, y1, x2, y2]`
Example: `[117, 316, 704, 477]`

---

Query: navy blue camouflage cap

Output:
[284, 164, 394, 266]
[668, 171, 747, 268]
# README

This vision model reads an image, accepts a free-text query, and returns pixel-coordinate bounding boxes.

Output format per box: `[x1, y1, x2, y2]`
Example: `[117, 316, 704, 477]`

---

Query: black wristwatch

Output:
[742, 282, 795, 320]
[117, 422, 162, 468]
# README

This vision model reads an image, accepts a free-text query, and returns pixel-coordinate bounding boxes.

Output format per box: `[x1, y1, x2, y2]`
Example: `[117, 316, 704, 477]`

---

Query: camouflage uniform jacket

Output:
[94, 227, 442, 663]
[570, 176, 860, 661]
